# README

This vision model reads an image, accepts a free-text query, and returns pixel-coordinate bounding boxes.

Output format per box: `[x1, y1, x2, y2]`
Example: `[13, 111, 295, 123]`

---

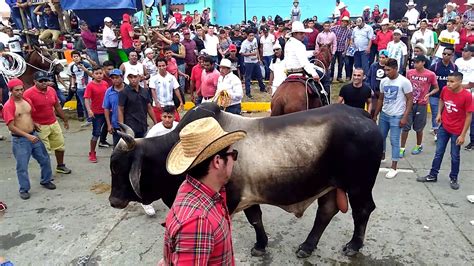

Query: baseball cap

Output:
[413, 55, 427, 62]
[393, 29, 402, 35]
[379, 49, 389, 57]
[109, 69, 123, 76]
[199, 49, 209, 57]
[104, 17, 113, 23]
[463, 45, 474, 52]
[34, 71, 52, 81]
[229, 44, 237, 51]
[7, 78, 23, 89]
[127, 68, 140, 76]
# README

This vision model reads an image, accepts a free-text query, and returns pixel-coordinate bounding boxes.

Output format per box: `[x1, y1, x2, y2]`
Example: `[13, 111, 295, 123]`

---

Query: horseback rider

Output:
[284, 21, 329, 105]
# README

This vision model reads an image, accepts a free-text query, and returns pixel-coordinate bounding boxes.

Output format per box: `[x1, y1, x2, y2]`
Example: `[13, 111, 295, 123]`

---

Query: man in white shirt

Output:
[102, 17, 121, 68]
[215, 58, 243, 114]
[404, 1, 420, 31]
[411, 19, 434, 55]
[434, 19, 460, 59]
[141, 105, 178, 216]
[203, 25, 219, 63]
[455, 45, 474, 88]
[387, 29, 408, 74]
[119, 51, 149, 86]
[259, 27, 275, 80]
[149, 57, 184, 111]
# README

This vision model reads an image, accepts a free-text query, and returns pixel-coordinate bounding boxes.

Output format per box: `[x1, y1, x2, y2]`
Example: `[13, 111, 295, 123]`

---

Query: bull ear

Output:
[129, 153, 143, 199]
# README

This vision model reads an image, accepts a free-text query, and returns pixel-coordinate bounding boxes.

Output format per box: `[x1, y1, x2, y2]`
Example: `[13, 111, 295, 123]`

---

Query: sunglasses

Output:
[37, 79, 50, 83]
[442, 53, 453, 56]
[221, 149, 239, 161]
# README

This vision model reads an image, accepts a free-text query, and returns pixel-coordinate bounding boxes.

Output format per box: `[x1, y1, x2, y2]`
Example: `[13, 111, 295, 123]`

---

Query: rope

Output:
[213, 90, 232, 110]
[0, 52, 27, 80]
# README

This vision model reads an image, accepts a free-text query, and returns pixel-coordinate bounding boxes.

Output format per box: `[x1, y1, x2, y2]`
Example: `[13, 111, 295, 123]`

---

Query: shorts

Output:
[92, 114, 106, 138]
[403, 104, 427, 132]
[38, 121, 65, 152]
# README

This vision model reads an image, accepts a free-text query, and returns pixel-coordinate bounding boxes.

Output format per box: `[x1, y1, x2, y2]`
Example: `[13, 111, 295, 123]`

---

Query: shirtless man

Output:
[2, 79, 56, 200]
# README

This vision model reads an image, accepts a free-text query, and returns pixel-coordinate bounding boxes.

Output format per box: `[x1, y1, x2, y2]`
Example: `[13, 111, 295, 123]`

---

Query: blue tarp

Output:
[60, 0, 143, 28]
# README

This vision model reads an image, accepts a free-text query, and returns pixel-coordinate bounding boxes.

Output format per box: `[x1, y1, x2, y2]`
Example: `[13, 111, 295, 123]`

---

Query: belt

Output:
[203, 96, 213, 100]
[12, 131, 35, 138]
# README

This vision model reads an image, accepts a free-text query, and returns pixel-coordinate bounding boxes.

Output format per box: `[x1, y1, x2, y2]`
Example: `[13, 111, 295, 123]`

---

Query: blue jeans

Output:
[12, 133, 52, 192]
[429, 126, 460, 180]
[11, 7, 24, 30]
[470, 118, 474, 143]
[379, 111, 402, 162]
[429, 96, 439, 130]
[86, 49, 100, 65]
[76, 88, 89, 119]
[354, 51, 369, 76]
[262, 56, 272, 80]
[225, 103, 241, 115]
[345, 56, 354, 79]
[331, 51, 345, 79]
[244, 62, 265, 95]
[56, 89, 66, 106]
[92, 114, 106, 138]
[177, 64, 186, 93]
[28, 6, 40, 29]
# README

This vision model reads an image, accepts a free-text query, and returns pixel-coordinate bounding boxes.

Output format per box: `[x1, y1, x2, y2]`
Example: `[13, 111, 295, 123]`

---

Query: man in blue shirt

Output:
[36, 4, 60, 47]
[429, 47, 458, 139]
[103, 69, 125, 147]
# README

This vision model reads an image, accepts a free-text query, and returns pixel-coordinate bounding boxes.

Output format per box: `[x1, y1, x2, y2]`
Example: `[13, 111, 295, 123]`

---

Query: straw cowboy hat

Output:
[166, 117, 247, 175]
[290, 21, 312, 33]
[406, 1, 416, 7]
[414, 43, 428, 55]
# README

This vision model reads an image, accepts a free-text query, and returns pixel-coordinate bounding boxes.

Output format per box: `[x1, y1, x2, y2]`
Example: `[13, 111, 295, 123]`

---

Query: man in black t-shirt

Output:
[338, 68, 372, 110]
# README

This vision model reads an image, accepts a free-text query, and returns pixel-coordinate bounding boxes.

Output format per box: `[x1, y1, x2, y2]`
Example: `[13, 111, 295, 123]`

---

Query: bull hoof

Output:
[342, 243, 361, 256]
[296, 244, 314, 258]
[251, 247, 266, 257]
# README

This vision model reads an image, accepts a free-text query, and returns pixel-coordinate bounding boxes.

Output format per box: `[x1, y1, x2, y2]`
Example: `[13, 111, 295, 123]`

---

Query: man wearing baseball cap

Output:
[387, 29, 408, 74]
[162, 117, 246, 265]
[103, 69, 126, 147]
[3, 78, 56, 199]
[23, 71, 71, 174]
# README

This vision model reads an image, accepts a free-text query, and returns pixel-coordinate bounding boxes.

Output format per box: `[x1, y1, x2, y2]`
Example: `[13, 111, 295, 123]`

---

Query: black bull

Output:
[109, 103, 383, 258]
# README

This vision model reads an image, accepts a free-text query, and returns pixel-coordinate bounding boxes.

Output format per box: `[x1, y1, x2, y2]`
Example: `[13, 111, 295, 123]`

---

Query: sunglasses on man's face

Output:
[221, 149, 238, 161]
[37, 79, 50, 83]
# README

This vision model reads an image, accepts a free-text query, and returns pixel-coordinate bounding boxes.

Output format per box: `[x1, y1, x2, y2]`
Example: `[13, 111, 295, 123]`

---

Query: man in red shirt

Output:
[400, 55, 439, 156]
[23, 71, 71, 174]
[375, 19, 393, 51]
[162, 117, 246, 265]
[337, 3, 350, 25]
[190, 49, 208, 104]
[2, 79, 56, 200]
[200, 56, 220, 102]
[120, 13, 135, 53]
[418, 72, 473, 190]
[84, 67, 109, 163]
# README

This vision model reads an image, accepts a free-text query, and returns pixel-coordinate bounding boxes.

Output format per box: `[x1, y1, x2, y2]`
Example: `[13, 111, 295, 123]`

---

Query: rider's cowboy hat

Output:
[290, 21, 312, 33]
[166, 117, 247, 175]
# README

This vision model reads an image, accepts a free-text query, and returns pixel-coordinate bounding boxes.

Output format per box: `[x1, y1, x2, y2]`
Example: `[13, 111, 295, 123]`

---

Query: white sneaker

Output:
[141, 204, 156, 216]
[385, 168, 398, 179]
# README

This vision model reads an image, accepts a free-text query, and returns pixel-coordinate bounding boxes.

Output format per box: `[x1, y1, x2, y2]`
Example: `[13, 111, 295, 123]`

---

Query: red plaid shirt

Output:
[163, 175, 234, 265]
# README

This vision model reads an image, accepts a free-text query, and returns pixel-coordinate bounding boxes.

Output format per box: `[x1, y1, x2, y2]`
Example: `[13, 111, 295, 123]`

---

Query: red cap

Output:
[229, 44, 237, 51]
[7, 78, 23, 90]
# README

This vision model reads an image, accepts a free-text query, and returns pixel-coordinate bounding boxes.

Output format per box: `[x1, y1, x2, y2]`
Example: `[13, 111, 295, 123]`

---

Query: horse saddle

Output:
[284, 73, 328, 105]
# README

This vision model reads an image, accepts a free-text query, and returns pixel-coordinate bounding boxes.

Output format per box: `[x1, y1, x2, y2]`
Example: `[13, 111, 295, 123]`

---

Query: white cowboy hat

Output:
[341, 16, 350, 21]
[290, 21, 312, 33]
[406, 1, 416, 7]
[380, 18, 390, 25]
[144, 48, 154, 55]
[446, 2, 457, 8]
[219, 58, 232, 68]
[393, 29, 403, 35]
[414, 43, 427, 55]
[166, 117, 247, 175]
[273, 42, 282, 50]
[364, 6, 370, 10]
[104, 17, 113, 23]
[338, 2, 347, 9]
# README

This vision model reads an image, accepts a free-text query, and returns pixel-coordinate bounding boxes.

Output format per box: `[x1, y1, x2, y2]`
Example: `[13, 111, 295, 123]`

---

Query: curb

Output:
[64, 100, 272, 112]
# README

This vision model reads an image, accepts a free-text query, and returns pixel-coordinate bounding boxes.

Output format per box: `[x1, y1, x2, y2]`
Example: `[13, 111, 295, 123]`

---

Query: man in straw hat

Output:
[463, 0, 474, 22]
[162, 117, 246, 265]
[404, 1, 420, 31]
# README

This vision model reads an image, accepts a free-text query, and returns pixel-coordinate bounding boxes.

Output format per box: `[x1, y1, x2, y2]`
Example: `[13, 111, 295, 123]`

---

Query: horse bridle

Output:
[26, 50, 61, 74]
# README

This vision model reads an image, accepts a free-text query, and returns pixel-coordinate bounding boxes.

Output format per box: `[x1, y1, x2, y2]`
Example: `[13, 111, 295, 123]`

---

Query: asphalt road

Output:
[0, 116, 473, 265]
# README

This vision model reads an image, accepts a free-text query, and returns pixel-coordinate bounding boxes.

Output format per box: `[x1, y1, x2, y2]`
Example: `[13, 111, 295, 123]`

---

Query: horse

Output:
[270, 63, 330, 116]
[19, 46, 64, 88]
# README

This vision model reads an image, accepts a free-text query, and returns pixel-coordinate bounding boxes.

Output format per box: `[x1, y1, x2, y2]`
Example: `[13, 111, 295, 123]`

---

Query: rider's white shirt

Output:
[284, 37, 318, 77]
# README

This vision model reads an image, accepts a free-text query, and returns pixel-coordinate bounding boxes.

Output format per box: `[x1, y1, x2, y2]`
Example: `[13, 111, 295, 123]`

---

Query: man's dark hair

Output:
[155, 57, 167, 65]
[353, 67, 365, 74]
[102, 60, 114, 67]
[448, 71, 463, 80]
[128, 50, 138, 57]
[202, 56, 215, 65]
[188, 146, 230, 180]
[386, 58, 398, 69]
[443, 47, 455, 53]
[447, 19, 456, 24]
[92, 66, 102, 72]
[71, 50, 81, 57]
[323, 21, 331, 25]
[162, 105, 176, 114]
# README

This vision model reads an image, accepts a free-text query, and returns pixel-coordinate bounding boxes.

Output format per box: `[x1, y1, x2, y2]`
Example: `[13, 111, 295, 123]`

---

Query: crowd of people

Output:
[0, 0, 473, 264]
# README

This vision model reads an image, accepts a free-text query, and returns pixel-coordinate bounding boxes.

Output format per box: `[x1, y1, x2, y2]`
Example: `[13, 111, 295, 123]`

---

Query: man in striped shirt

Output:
[149, 57, 184, 112]
[331, 16, 352, 82]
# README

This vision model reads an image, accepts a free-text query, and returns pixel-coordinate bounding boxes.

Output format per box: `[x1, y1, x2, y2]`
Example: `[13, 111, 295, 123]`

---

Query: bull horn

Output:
[116, 130, 136, 151]
[119, 123, 135, 137]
